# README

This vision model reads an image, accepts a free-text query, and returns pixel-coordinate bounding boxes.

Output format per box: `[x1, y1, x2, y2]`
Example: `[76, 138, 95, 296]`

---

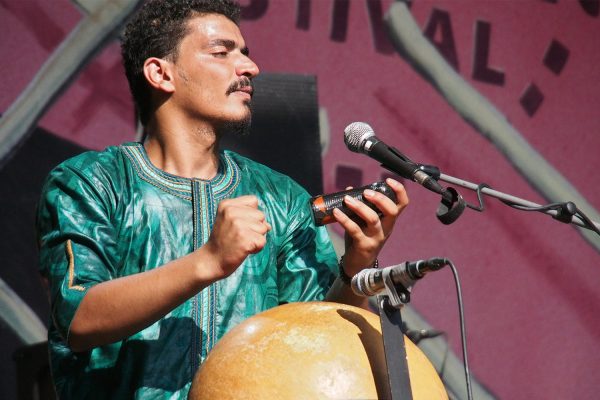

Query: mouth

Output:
[234, 87, 253, 98]
[227, 79, 254, 98]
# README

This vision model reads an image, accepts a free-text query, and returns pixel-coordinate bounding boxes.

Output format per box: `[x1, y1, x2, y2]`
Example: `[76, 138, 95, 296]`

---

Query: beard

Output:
[220, 77, 254, 137]
[218, 102, 253, 137]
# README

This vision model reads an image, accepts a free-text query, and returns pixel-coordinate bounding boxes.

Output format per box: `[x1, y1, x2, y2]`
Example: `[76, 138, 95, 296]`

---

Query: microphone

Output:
[344, 122, 445, 196]
[351, 258, 449, 297]
[405, 328, 445, 344]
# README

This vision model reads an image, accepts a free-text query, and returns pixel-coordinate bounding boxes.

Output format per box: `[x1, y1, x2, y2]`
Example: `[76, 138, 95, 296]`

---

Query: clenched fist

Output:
[201, 195, 271, 279]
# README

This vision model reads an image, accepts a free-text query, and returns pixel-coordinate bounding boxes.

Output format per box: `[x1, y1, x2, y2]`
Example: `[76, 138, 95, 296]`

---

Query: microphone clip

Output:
[437, 187, 466, 225]
[379, 145, 421, 180]
[417, 164, 441, 180]
[381, 264, 412, 309]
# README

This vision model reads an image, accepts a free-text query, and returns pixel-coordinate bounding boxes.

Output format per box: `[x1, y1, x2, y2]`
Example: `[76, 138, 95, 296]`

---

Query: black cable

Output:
[447, 259, 474, 400]
[575, 206, 600, 236]
[500, 199, 600, 235]
[500, 200, 564, 212]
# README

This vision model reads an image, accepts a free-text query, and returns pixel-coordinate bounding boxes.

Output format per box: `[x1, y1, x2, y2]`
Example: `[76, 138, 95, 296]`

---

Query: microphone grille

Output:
[344, 122, 375, 153]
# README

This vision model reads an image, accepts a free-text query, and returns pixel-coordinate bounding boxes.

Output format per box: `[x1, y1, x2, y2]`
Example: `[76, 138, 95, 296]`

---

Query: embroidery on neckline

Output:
[121, 143, 240, 199]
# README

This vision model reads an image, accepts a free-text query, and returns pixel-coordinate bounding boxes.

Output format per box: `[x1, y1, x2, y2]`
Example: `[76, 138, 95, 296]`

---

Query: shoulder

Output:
[41, 145, 132, 207]
[52, 145, 126, 176]
[45, 143, 138, 185]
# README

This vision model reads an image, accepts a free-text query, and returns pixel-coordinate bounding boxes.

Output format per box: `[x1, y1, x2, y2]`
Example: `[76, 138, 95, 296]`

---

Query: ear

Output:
[143, 57, 176, 94]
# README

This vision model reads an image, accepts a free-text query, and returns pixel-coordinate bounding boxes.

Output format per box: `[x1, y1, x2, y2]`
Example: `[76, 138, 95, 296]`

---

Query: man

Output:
[36, 0, 409, 398]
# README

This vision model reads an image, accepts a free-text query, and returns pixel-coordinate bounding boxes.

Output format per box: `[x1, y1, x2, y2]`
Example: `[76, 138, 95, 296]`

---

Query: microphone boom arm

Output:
[438, 172, 600, 234]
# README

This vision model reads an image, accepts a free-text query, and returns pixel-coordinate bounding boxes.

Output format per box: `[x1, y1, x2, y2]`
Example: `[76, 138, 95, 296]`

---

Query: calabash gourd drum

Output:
[189, 301, 447, 399]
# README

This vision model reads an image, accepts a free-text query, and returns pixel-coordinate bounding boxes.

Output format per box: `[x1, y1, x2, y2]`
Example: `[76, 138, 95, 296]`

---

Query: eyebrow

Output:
[208, 39, 250, 56]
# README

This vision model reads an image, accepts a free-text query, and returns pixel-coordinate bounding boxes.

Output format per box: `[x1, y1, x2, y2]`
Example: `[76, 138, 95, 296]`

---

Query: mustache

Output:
[226, 77, 253, 95]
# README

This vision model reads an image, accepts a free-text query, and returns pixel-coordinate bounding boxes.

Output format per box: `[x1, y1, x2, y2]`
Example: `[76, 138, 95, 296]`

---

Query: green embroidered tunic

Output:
[36, 142, 337, 399]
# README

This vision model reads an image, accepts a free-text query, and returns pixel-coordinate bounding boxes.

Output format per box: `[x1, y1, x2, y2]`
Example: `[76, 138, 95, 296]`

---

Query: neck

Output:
[143, 118, 221, 180]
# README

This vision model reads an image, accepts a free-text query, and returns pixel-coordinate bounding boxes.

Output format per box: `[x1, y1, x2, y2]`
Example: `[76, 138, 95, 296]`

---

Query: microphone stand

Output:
[410, 163, 600, 233]
[376, 265, 415, 400]
[437, 172, 600, 232]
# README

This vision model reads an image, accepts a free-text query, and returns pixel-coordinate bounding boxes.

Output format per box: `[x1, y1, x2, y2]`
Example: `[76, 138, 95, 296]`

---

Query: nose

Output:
[236, 54, 260, 78]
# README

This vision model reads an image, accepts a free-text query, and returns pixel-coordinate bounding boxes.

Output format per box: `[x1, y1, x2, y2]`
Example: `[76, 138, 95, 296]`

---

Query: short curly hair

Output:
[121, 0, 241, 126]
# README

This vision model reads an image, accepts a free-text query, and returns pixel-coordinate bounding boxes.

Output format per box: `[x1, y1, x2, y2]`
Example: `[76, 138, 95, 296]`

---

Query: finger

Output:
[245, 232, 267, 254]
[222, 205, 267, 224]
[248, 220, 272, 235]
[220, 195, 259, 209]
[332, 207, 365, 239]
[232, 231, 265, 255]
[264, 221, 272, 232]
[376, 178, 409, 232]
[362, 188, 398, 217]
[227, 211, 271, 236]
[386, 178, 409, 209]
[343, 194, 381, 229]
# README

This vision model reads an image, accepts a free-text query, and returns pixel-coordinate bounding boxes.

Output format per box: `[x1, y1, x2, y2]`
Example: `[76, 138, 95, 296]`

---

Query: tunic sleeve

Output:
[36, 161, 118, 342]
[276, 187, 338, 304]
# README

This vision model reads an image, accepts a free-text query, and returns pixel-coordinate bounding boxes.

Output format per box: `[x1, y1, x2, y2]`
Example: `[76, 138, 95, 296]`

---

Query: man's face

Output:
[170, 14, 259, 132]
